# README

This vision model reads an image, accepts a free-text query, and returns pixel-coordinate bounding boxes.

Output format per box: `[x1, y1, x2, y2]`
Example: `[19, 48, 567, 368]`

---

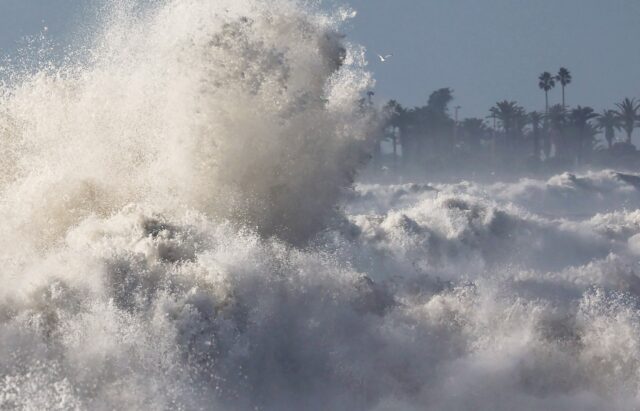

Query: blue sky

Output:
[342, 0, 640, 118]
[0, 1, 79, 48]
[1, 0, 639, 118]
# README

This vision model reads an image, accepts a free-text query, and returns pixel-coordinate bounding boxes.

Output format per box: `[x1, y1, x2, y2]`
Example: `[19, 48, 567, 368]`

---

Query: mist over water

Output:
[2, 1, 640, 410]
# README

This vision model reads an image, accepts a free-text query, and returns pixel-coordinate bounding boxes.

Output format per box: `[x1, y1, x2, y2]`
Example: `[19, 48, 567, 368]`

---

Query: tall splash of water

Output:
[0, 0, 374, 252]
[0, 1, 377, 408]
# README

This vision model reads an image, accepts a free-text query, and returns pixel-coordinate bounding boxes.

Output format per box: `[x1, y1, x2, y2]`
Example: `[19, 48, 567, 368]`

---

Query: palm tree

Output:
[596, 110, 621, 149]
[546, 104, 568, 157]
[570, 106, 597, 129]
[575, 123, 601, 156]
[556, 68, 572, 108]
[460, 118, 489, 150]
[490, 101, 516, 134]
[538, 72, 556, 115]
[615, 98, 640, 144]
[547, 104, 568, 131]
[384, 100, 406, 167]
[569, 106, 598, 164]
[490, 101, 526, 150]
[529, 111, 543, 159]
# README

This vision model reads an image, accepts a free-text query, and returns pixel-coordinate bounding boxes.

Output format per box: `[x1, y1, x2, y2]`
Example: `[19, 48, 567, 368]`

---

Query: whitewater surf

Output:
[1, 1, 640, 410]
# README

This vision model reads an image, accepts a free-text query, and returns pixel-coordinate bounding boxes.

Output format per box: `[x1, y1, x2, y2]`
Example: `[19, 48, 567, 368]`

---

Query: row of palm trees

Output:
[481, 93, 640, 164]
[378, 69, 640, 173]
[537, 68, 640, 145]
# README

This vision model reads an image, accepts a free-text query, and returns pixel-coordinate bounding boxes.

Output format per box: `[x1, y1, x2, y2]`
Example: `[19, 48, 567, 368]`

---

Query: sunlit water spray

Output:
[0, 0, 374, 251]
[2, 1, 640, 410]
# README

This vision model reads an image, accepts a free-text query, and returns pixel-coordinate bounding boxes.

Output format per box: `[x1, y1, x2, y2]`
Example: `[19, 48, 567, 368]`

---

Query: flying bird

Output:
[377, 54, 393, 62]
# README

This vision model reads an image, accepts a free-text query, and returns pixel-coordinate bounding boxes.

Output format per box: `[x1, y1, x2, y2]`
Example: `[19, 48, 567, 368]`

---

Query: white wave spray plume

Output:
[0, 0, 375, 408]
[3, 1, 640, 411]
[0, 0, 374, 250]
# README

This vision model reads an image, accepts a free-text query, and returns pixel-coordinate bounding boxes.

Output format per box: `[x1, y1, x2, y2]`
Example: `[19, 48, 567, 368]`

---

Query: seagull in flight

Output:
[377, 53, 393, 63]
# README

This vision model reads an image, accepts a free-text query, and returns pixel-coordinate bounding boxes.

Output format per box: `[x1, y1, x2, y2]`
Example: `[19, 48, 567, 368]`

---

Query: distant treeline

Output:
[370, 68, 640, 177]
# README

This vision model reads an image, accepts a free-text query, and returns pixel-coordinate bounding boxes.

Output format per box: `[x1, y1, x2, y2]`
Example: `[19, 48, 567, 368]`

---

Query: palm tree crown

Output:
[570, 106, 597, 128]
[491, 101, 525, 133]
[529, 111, 543, 130]
[615, 98, 640, 144]
[596, 110, 621, 149]
[538, 72, 556, 92]
[570, 106, 598, 162]
[490, 101, 527, 151]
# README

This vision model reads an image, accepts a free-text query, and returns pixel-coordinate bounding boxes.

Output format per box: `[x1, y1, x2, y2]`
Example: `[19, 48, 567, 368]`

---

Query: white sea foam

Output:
[2, 1, 640, 410]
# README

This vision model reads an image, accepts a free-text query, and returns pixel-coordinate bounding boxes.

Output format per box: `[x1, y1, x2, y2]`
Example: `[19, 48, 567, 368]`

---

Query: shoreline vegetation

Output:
[367, 68, 640, 181]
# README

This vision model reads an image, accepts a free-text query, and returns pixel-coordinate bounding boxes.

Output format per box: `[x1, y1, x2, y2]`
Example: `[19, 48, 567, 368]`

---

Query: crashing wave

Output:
[2, 1, 640, 410]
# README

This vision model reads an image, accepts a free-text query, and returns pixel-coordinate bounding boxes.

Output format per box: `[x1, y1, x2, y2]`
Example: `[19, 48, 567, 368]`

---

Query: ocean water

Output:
[1, 1, 640, 410]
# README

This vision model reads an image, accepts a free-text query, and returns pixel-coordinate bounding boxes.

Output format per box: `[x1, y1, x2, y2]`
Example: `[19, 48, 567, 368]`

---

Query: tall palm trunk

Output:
[545, 92, 549, 115]
[544, 93, 550, 159]
[561, 86, 565, 108]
